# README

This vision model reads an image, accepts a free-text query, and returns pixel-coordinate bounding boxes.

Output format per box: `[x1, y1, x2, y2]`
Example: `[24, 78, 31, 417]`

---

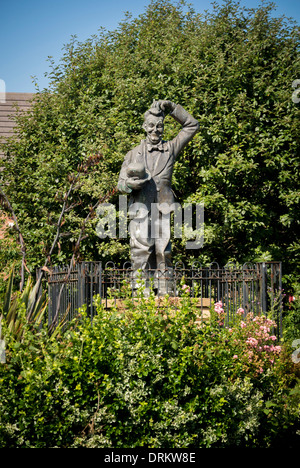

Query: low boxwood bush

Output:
[0, 292, 299, 448]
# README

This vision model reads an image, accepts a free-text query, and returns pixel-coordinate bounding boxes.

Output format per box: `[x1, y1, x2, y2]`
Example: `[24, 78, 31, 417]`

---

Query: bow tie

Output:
[147, 142, 164, 152]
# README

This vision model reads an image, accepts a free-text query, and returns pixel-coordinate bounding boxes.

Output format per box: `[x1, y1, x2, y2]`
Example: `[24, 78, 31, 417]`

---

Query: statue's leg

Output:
[154, 211, 173, 296]
[129, 217, 154, 295]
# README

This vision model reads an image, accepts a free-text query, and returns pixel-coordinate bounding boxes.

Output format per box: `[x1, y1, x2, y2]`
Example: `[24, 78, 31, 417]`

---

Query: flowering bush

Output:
[233, 313, 281, 375]
[212, 302, 283, 377]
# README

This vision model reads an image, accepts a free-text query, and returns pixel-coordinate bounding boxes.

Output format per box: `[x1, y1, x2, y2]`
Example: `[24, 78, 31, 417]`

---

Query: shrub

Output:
[0, 295, 299, 448]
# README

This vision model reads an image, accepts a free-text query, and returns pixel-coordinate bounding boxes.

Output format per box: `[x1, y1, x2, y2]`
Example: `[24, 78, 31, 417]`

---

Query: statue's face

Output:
[143, 115, 164, 145]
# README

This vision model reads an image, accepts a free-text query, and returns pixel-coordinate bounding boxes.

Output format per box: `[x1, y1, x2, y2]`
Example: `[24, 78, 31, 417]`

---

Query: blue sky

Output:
[1, 0, 299, 93]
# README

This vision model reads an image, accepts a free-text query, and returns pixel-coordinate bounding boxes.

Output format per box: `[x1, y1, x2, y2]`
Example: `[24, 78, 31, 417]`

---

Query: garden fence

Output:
[38, 261, 282, 336]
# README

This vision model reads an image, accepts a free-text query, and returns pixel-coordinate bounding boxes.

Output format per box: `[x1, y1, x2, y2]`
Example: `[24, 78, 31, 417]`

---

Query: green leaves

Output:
[0, 269, 48, 342]
[0, 295, 299, 447]
[3, 267, 14, 315]
[0, 0, 299, 287]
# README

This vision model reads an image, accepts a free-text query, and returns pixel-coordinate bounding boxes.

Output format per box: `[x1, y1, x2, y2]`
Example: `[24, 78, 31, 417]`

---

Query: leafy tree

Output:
[0, 0, 299, 290]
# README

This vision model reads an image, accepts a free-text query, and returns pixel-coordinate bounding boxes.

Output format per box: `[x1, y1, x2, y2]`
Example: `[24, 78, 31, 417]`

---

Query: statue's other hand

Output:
[126, 177, 148, 191]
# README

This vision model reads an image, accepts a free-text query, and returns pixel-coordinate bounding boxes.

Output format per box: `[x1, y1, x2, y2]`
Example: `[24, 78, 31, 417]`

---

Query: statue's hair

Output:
[144, 100, 165, 121]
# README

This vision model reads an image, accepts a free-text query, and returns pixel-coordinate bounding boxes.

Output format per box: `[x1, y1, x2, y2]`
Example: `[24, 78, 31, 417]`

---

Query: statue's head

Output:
[143, 101, 165, 145]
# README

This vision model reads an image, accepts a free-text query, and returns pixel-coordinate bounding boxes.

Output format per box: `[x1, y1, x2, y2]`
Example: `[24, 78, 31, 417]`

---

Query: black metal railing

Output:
[39, 261, 283, 335]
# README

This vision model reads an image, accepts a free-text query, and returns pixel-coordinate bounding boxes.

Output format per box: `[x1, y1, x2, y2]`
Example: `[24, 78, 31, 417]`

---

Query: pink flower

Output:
[214, 301, 225, 323]
[233, 355, 238, 359]
[237, 308, 244, 316]
[240, 321, 246, 328]
[214, 301, 224, 311]
[246, 337, 258, 347]
[270, 335, 277, 341]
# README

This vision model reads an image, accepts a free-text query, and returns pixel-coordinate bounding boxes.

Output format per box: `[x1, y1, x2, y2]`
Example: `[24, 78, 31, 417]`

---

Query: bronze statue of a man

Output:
[118, 100, 199, 295]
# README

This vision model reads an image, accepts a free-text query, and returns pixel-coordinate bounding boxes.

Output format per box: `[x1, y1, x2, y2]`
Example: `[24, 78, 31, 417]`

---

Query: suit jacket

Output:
[117, 104, 199, 216]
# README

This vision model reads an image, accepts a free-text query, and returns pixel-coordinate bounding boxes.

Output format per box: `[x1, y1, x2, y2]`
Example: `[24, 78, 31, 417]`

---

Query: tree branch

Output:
[49, 187, 117, 332]
[28, 172, 81, 319]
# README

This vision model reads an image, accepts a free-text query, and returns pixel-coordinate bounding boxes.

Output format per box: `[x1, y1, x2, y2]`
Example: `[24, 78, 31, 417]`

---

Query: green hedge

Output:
[0, 294, 299, 448]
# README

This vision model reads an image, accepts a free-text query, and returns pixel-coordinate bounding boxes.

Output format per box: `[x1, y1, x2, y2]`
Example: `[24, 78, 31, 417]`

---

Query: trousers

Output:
[129, 206, 173, 294]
